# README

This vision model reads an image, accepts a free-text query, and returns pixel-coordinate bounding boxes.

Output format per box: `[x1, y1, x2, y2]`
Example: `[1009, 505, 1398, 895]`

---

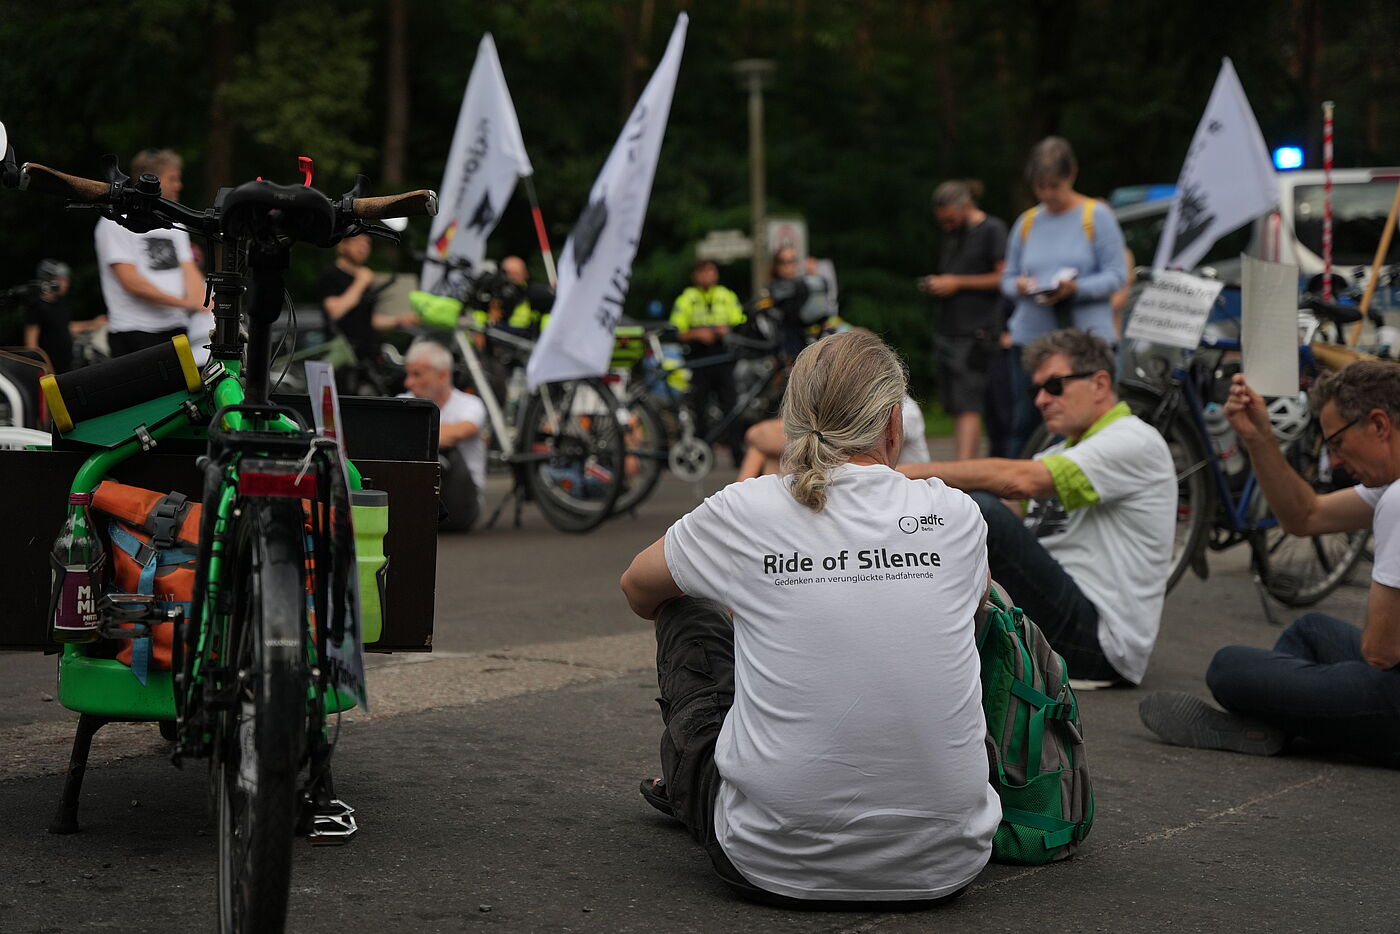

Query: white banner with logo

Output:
[1123, 271, 1224, 349]
[422, 34, 533, 293]
[526, 13, 688, 389]
[1153, 58, 1279, 272]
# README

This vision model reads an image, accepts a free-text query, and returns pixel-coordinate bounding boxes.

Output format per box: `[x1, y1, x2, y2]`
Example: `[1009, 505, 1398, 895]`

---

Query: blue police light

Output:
[1273, 146, 1304, 170]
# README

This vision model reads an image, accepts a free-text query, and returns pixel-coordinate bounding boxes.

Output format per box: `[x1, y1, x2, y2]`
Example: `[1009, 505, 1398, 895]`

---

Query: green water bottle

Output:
[350, 488, 388, 645]
[48, 492, 106, 643]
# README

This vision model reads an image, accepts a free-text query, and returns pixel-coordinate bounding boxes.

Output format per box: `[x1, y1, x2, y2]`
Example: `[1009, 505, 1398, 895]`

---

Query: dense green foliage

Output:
[1, 0, 1396, 399]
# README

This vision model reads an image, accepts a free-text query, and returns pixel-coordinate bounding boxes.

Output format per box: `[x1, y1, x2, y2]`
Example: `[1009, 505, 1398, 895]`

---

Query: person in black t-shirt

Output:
[919, 181, 1008, 460]
[315, 234, 405, 361]
[23, 260, 77, 373]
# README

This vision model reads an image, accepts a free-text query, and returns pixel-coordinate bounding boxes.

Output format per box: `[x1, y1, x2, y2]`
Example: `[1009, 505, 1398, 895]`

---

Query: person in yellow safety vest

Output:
[497, 255, 551, 337]
[671, 258, 746, 465]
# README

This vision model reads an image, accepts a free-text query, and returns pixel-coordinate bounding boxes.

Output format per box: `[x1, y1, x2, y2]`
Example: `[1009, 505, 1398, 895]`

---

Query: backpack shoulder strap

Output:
[1018, 206, 1040, 246]
[1082, 198, 1097, 244]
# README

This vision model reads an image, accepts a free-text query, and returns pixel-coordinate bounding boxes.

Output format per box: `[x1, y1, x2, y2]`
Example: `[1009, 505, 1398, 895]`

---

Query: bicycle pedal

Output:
[306, 799, 358, 846]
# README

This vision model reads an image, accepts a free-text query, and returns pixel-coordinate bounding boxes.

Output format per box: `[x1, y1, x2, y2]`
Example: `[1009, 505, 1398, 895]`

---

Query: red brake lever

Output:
[299, 156, 314, 187]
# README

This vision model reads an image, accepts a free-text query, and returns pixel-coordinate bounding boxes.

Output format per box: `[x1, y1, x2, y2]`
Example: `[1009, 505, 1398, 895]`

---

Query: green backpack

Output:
[977, 582, 1095, 864]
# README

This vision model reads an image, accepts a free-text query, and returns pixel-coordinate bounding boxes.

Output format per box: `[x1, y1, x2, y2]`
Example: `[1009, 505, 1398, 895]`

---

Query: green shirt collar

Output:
[1067, 401, 1131, 447]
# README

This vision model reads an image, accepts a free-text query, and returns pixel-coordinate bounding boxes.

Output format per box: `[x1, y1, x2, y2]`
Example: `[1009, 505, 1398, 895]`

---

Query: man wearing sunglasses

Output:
[899, 328, 1175, 687]
[1141, 365, 1400, 767]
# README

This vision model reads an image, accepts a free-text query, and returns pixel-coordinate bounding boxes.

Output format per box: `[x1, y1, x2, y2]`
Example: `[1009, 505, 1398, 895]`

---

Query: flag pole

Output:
[521, 174, 558, 289]
[1353, 179, 1400, 346]
[1322, 101, 1334, 305]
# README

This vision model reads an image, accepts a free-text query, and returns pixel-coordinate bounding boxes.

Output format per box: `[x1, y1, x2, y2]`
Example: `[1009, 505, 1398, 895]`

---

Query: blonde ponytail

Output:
[780, 330, 909, 512]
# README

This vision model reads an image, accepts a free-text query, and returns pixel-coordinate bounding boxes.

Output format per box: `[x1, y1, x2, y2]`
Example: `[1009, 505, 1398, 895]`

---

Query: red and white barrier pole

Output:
[1323, 100, 1334, 303]
[521, 174, 558, 289]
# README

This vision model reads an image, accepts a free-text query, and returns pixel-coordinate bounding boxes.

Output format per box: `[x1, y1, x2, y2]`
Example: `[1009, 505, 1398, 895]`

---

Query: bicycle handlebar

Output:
[20, 162, 110, 202]
[352, 190, 438, 220]
[12, 158, 438, 246]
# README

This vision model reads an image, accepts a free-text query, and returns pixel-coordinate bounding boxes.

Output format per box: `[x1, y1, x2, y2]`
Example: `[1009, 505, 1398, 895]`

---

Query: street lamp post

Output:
[733, 59, 776, 297]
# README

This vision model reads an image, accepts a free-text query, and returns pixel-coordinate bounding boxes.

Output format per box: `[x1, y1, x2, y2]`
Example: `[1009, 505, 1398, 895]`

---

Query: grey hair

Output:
[1025, 136, 1077, 186]
[130, 148, 182, 178]
[933, 180, 974, 209]
[406, 339, 454, 373]
[1022, 328, 1115, 381]
[1311, 360, 1400, 423]
[780, 330, 909, 512]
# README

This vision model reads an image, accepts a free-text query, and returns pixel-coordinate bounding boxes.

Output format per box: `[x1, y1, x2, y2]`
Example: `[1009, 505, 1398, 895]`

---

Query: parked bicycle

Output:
[1038, 276, 1370, 608]
[2, 136, 437, 934]
[411, 259, 628, 533]
[630, 307, 794, 484]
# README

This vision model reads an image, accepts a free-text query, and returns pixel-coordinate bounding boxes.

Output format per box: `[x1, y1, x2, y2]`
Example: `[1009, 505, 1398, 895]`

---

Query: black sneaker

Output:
[1139, 691, 1285, 757]
[639, 778, 675, 818]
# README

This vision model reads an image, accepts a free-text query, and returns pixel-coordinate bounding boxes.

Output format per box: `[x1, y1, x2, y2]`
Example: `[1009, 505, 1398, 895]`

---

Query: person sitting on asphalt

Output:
[400, 339, 486, 533]
[898, 328, 1175, 688]
[620, 329, 998, 907]
[737, 393, 929, 480]
[1140, 364, 1400, 768]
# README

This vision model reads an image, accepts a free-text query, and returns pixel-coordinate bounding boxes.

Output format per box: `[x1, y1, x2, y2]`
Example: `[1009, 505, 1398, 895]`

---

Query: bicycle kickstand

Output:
[299, 763, 358, 846]
[1250, 570, 1286, 627]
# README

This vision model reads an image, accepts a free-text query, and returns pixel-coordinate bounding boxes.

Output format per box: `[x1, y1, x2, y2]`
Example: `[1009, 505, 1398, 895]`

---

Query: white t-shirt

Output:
[1028, 410, 1176, 683]
[1353, 482, 1400, 586]
[900, 396, 930, 464]
[664, 464, 999, 901]
[94, 218, 196, 334]
[402, 389, 488, 506]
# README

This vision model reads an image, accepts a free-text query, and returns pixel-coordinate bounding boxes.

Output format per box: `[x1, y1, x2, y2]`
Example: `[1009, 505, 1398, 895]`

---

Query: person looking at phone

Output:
[622, 329, 998, 906]
[919, 179, 1008, 461]
[898, 328, 1174, 688]
[999, 137, 1126, 455]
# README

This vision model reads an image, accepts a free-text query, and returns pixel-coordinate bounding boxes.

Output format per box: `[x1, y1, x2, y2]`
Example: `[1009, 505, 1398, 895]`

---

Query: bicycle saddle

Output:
[219, 179, 337, 247]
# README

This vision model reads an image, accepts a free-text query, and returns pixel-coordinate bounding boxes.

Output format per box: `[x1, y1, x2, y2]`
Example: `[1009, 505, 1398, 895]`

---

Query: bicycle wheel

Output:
[612, 389, 667, 515]
[1021, 392, 1215, 595]
[517, 378, 626, 533]
[214, 498, 308, 934]
[1253, 417, 1370, 606]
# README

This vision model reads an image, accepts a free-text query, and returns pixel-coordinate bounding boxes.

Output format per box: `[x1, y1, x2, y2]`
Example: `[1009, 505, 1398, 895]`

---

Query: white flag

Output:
[526, 14, 688, 389]
[1154, 58, 1279, 272]
[422, 34, 533, 293]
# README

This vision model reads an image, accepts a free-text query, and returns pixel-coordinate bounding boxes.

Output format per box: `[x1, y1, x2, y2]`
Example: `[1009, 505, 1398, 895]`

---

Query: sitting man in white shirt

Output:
[1141, 364, 1400, 766]
[400, 340, 487, 532]
[899, 328, 1176, 687]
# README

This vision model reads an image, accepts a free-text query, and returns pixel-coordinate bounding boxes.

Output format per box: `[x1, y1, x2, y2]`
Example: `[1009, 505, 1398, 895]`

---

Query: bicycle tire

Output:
[215, 498, 308, 934]
[517, 378, 626, 533]
[1253, 417, 1369, 606]
[612, 388, 667, 515]
[1020, 391, 1216, 595]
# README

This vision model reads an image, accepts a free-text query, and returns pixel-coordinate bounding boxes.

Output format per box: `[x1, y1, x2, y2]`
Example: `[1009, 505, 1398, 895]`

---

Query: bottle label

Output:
[51, 558, 104, 635]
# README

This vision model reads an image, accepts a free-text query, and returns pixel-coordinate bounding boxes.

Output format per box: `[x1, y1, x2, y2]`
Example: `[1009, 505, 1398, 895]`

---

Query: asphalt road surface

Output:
[2, 460, 1397, 933]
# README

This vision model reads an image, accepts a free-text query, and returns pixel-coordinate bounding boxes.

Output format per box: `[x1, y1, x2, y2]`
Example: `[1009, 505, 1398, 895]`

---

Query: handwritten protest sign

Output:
[1124, 271, 1224, 350]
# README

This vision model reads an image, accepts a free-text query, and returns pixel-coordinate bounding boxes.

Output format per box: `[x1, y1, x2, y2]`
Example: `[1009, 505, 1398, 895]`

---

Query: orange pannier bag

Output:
[91, 481, 202, 685]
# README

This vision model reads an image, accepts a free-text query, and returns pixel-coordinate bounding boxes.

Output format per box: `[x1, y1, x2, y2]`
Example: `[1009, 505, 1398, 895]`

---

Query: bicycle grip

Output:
[352, 190, 438, 220]
[20, 163, 111, 202]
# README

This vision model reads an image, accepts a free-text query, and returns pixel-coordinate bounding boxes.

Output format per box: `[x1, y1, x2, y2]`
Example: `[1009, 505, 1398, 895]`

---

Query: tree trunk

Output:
[205, 1, 237, 199]
[381, 0, 410, 186]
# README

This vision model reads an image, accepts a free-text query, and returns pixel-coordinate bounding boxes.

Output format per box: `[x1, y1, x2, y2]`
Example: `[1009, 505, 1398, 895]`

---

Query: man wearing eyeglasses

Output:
[899, 328, 1175, 687]
[1140, 364, 1400, 767]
